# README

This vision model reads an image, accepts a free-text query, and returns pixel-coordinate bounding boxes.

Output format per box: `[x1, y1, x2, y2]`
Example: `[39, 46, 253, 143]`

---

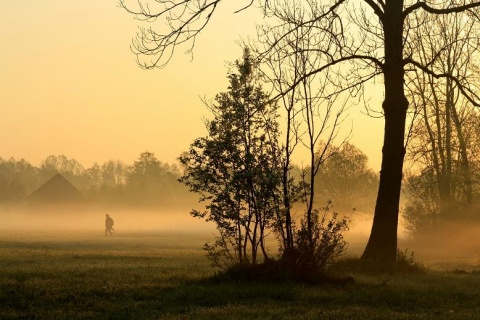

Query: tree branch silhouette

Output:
[405, 58, 480, 107]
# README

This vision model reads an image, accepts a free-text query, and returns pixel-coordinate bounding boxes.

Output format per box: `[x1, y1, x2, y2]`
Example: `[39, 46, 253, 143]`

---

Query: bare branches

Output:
[119, 0, 223, 68]
[270, 54, 383, 102]
[405, 58, 480, 107]
[403, 1, 480, 19]
[234, 0, 255, 13]
[258, 0, 347, 60]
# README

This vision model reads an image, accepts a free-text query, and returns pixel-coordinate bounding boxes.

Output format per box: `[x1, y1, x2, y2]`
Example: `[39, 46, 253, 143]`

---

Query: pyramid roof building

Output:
[26, 173, 86, 205]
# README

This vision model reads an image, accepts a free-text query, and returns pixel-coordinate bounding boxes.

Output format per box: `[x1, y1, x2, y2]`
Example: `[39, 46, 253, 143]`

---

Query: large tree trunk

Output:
[362, 103, 407, 266]
[361, 0, 407, 268]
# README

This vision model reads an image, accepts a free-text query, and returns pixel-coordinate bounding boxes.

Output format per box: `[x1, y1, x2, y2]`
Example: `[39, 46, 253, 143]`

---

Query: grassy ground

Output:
[1, 231, 480, 319]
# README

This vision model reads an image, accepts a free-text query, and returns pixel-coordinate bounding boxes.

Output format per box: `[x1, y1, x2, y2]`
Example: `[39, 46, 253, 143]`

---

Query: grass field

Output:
[1, 230, 480, 320]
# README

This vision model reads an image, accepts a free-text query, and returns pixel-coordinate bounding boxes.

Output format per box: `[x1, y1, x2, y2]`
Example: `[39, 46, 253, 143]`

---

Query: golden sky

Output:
[0, 1, 384, 170]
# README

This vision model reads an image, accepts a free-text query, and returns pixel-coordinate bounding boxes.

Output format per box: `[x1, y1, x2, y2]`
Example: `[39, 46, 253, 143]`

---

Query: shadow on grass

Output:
[205, 259, 356, 286]
[331, 249, 426, 276]
[1, 277, 303, 319]
[3, 265, 480, 319]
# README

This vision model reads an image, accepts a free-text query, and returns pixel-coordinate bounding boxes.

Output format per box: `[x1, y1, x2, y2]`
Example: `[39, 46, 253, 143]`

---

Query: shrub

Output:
[394, 248, 424, 273]
[293, 205, 349, 272]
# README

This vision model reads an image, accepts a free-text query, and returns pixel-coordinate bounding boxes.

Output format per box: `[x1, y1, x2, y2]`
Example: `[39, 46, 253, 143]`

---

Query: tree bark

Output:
[361, 0, 408, 267]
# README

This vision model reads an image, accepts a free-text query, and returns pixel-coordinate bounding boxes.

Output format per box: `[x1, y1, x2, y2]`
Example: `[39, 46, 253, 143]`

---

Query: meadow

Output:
[1, 227, 480, 320]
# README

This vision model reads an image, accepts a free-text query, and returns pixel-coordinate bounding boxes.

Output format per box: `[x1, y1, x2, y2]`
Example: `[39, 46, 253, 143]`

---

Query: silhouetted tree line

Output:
[0, 152, 197, 209]
[0, 148, 379, 214]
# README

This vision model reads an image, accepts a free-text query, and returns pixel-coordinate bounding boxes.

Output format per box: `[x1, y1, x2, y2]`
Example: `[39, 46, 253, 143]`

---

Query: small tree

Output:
[179, 48, 282, 267]
[180, 48, 351, 275]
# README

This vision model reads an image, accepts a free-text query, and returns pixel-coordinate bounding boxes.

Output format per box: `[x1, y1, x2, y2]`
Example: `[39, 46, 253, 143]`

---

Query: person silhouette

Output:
[105, 214, 114, 236]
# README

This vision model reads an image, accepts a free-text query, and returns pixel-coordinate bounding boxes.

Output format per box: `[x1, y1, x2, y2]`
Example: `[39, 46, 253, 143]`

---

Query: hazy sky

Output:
[0, 1, 384, 170]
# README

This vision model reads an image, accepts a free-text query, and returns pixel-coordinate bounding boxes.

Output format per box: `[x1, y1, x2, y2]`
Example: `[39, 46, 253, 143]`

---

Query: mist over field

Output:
[1, 204, 479, 270]
[0, 205, 371, 252]
[0, 207, 213, 235]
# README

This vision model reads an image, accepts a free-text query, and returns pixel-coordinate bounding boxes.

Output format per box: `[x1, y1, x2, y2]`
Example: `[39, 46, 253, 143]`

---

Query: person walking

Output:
[105, 214, 114, 236]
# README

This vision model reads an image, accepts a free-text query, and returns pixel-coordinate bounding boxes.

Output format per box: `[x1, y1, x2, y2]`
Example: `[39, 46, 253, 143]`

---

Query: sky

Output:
[0, 1, 385, 170]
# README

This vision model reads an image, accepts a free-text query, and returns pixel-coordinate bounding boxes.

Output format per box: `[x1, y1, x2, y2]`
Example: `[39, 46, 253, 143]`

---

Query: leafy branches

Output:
[179, 48, 283, 266]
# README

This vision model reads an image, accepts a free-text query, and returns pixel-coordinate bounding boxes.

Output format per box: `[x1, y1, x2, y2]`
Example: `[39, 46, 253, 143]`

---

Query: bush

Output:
[207, 203, 351, 282]
[394, 248, 424, 273]
[210, 258, 355, 285]
[292, 204, 349, 272]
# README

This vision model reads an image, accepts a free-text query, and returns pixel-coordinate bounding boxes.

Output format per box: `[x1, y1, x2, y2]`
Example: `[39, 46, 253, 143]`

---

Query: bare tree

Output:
[258, 27, 303, 257]
[256, 18, 349, 259]
[120, 0, 480, 268]
[404, 10, 480, 235]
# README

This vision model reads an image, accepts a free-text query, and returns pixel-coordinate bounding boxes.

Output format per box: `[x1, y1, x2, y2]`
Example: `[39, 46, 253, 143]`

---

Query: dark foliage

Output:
[209, 258, 355, 285]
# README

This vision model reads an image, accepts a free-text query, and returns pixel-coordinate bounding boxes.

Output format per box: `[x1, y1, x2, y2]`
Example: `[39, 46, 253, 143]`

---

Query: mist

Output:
[399, 221, 480, 270]
[2, 204, 480, 270]
[0, 206, 214, 238]
[0, 204, 385, 250]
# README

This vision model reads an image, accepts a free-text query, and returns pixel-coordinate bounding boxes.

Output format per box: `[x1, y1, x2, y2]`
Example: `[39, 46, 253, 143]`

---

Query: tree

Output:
[179, 48, 282, 267]
[182, 47, 351, 272]
[85, 160, 129, 204]
[403, 10, 480, 236]
[127, 151, 179, 207]
[120, 0, 480, 268]
[0, 157, 39, 204]
[257, 19, 349, 259]
[315, 142, 378, 213]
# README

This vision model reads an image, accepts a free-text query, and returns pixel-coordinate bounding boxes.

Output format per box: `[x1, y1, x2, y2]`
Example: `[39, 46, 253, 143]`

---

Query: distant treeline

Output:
[0, 152, 196, 210]
[0, 146, 379, 213]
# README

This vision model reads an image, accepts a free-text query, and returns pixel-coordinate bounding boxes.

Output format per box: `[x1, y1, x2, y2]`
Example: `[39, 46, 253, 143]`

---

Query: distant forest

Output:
[0, 152, 194, 210]
[0, 146, 379, 213]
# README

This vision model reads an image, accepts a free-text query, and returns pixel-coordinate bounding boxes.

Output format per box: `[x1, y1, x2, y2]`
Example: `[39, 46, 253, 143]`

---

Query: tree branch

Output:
[362, 0, 385, 23]
[404, 57, 480, 107]
[120, 0, 222, 68]
[403, 1, 480, 18]
[271, 54, 383, 102]
[234, 0, 254, 14]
